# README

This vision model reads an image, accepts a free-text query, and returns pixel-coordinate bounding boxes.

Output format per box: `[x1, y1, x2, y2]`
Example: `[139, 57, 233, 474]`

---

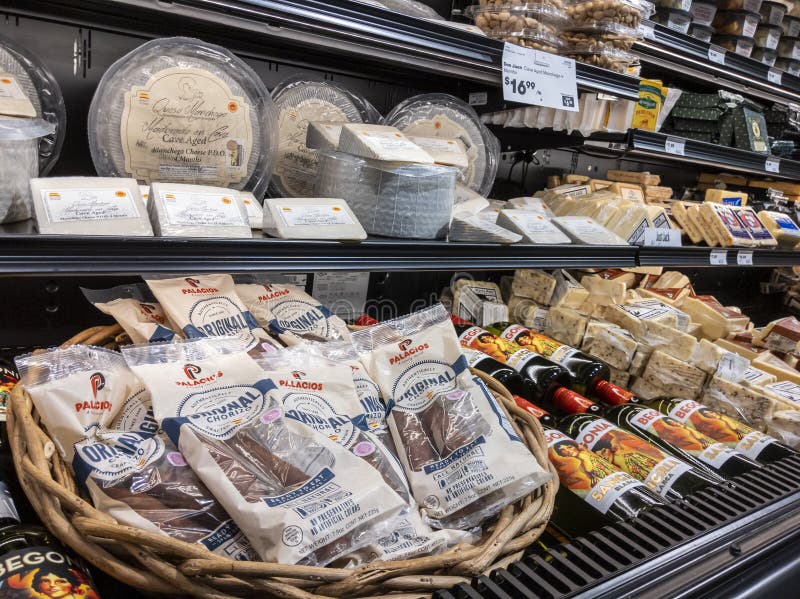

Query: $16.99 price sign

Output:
[502, 43, 579, 111]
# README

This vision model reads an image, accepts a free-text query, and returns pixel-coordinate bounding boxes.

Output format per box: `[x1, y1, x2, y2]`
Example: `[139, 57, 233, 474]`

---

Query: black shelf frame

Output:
[635, 21, 800, 107]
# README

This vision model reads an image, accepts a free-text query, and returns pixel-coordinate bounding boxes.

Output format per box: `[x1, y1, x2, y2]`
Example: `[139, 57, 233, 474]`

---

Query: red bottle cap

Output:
[450, 314, 474, 326]
[513, 395, 551, 420]
[355, 314, 378, 326]
[552, 387, 599, 414]
[593, 379, 637, 406]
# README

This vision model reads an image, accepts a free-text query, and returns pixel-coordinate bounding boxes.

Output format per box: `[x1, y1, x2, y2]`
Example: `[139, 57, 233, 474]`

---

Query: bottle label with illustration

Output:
[630, 408, 741, 470]
[0, 546, 101, 598]
[573, 417, 691, 496]
[498, 324, 565, 360]
[545, 429, 645, 514]
[458, 326, 521, 363]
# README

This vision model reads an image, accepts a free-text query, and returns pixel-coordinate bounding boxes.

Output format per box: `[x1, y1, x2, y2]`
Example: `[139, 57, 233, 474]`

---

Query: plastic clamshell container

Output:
[759, 0, 786, 26]
[0, 117, 55, 223]
[778, 35, 800, 59]
[755, 23, 782, 49]
[782, 14, 800, 36]
[474, 0, 567, 8]
[487, 27, 564, 52]
[689, 22, 715, 41]
[653, 7, 692, 33]
[712, 33, 756, 55]
[657, 0, 691, 10]
[752, 45, 778, 65]
[690, 1, 717, 25]
[716, 0, 761, 11]
[775, 56, 800, 75]
[712, 10, 761, 37]
[560, 22, 640, 51]
[565, 0, 655, 28]
[562, 46, 638, 72]
[467, 3, 567, 34]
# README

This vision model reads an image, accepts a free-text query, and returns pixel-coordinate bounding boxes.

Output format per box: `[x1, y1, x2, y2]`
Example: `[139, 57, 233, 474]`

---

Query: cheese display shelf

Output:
[638, 246, 800, 267]
[635, 21, 800, 107]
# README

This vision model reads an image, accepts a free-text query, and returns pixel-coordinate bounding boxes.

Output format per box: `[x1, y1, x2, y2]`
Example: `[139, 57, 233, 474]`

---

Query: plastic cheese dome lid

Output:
[385, 93, 499, 196]
[377, 0, 444, 19]
[0, 33, 66, 175]
[0, 116, 54, 140]
[88, 37, 278, 198]
[270, 75, 379, 198]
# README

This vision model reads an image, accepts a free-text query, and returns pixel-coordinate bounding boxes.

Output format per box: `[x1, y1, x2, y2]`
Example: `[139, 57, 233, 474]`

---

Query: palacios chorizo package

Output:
[144, 274, 279, 352]
[255, 347, 476, 562]
[82, 283, 180, 344]
[123, 337, 406, 565]
[235, 281, 351, 344]
[351, 304, 551, 530]
[74, 389, 258, 560]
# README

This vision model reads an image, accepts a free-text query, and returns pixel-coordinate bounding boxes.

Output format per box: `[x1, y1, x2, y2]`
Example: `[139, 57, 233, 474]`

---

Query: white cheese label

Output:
[768, 69, 782, 85]
[277, 204, 354, 228]
[710, 249, 728, 265]
[311, 271, 369, 319]
[736, 250, 753, 266]
[529, 308, 549, 332]
[715, 352, 749, 382]
[468, 92, 488, 106]
[161, 190, 246, 227]
[0, 75, 25, 100]
[766, 381, 800, 408]
[41, 188, 141, 223]
[0, 73, 35, 118]
[765, 157, 780, 173]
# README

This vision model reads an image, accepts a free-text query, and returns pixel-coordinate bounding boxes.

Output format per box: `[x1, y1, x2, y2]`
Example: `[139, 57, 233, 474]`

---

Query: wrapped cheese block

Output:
[544, 306, 588, 348]
[513, 269, 557, 305]
[758, 210, 800, 247]
[495, 210, 572, 244]
[30, 177, 153, 236]
[337, 124, 434, 164]
[148, 182, 251, 238]
[700, 375, 774, 432]
[752, 316, 800, 353]
[262, 197, 367, 241]
[240, 191, 263, 230]
[641, 350, 707, 399]
[305, 121, 344, 151]
[89, 37, 278, 198]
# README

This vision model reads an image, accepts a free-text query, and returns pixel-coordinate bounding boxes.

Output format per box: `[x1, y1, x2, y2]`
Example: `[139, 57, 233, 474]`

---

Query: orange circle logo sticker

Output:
[0, 78, 10, 84]
[434, 120, 442, 130]
[222, 197, 232, 204]
[228, 101, 238, 113]
[332, 206, 342, 212]
[115, 191, 126, 197]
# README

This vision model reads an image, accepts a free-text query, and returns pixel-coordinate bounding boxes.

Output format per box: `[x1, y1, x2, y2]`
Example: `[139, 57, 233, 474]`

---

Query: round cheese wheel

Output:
[386, 94, 499, 197]
[270, 76, 377, 198]
[88, 37, 277, 198]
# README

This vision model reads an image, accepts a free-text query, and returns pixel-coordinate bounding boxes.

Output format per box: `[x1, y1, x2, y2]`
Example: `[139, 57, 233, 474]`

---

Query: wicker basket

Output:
[7, 324, 557, 598]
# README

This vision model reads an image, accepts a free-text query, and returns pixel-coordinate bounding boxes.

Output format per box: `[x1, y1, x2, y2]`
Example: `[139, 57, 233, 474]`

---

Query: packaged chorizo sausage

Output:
[82, 283, 180, 343]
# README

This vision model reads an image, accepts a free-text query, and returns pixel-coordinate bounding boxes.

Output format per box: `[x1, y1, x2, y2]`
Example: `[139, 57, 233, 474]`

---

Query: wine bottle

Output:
[455, 324, 571, 404]
[591, 379, 644, 406]
[511, 394, 557, 428]
[559, 411, 722, 500]
[485, 322, 610, 395]
[649, 397, 798, 464]
[461, 347, 540, 403]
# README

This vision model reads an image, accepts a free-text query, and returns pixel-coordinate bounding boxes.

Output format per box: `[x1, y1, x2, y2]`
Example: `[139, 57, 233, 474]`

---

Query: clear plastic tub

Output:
[564, 0, 655, 29]
[689, 22, 715, 41]
[315, 150, 457, 239]
[759, 1, 786, 26]
[711, 10, 761, 37]
[716, 0, 761, 11]
[0, 117, 55, 223]
[487, 28, 564, 52]
[778, 35, 800, 59]
[781, 14, 800, 36]
[563, 46, 639, 72]
[467, 3, 567, 34]
[560, 22, 640, 51]
[712, 33, 756, 55]
[752, 45, 778, 65]
[775, 56, 800, 75]
[689, 1, 717, 25]
[754, 23, 782, 49]
[653, 7, 692, 32]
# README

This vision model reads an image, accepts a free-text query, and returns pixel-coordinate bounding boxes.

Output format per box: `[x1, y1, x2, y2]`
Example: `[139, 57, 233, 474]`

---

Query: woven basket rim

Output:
[8, 324, 557, 598]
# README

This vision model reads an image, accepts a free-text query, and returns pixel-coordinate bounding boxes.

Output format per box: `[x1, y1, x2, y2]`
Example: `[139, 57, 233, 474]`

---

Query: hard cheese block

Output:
[758, 211, 800, 247]
[305, 121, 344, 151]
[585, 326, 638, 370]
[513, 269, 557, 305]
[580, 272, 628, 306]
[701, 375, 773, 432]
[240, 191, 263, 230]
[687, 205, 719, 247]
[670, 201, 704, 244]
[449, 214, 522, 244]
[752, 351, 800, 385]
[752, 316, 800, 353]
[263, 197, 366, 240]
[683, 295, 750, 340]
[407, 135, 469, 169]
[453, 283, 508, 326]
[704, 189, 748, 206]
[31, 177, 153, 236]
[149, 183, 250, 238]
[551, 270, 589, 309]
[544, 306, 588, 348]
[642, 350, 707, 398]
[338, 124, 434, 164]
[551, 216, 629, 245]
[496, 210, 572, 244]
[699, 202, 755, 247]
[740, 366, 777, 388]
[731, 207, 777, 247]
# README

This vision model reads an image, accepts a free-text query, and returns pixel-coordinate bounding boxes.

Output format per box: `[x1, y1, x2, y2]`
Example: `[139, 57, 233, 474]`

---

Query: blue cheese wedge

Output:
[31, 176, 153, 236]
[585, 326, 638, 370]
[552, 270, 589, 309]
[642, 350, 707, 399]
[263, 197, 366, 240]
[701, 375, 775, 432]
[338, 124, 434, 163]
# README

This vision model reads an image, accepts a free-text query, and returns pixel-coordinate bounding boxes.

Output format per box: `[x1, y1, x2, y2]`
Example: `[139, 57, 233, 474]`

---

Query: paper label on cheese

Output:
[572, 417, 690, 497]
[764, 331, 797, 353]
[529, 308, 549, 332]
[735, 209, 773, 241]
[715, 352, 749, 382]
[773, 214, 800, 231]
[0, 74, 35, 117]
[766, 381, 800, 408]
[629, 408, 741, 470]
[401, 113, 479, 188]
[626, 217, 649, 244]
[619, 187, 642, 202]
[121, 67, 252, 186]
[41, 188, 141, 223]
[711, 204, 752, 241]
[545, 428, 645, 514]
[161, 190, 246, 227]
[276, 204, 354, 228]
[620, 302, 672, 322]
[0, 75, 26, 100]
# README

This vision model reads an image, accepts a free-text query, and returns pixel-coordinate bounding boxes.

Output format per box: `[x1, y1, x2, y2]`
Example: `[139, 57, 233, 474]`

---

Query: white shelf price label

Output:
[502, 42, 579, 111]
[642, 227, 681, 247]
[665, 137, 686, 155]
[708, 45, 726, 64]
[768, 68, 783, 85]
[737, 250, 754, 265]
[710, 249, 728, 265]
[765, 157, 780, 173]
[468, 91, 488, 106]
[638, 21, 656, 39]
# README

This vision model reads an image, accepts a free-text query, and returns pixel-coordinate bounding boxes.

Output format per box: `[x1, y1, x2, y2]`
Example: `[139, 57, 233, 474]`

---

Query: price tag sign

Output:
[765, 157, 780, 173]
[708, 45, 726, 64]
[468, 91, 488, 106]
[768, 68, 783, 85]
[642, 227, 682, 247]
[710, 249, 728, 265]
[665, 137, 686, 155]
[502, 43, 579, 111]
[637, 21, 656, 40]
[737, 250, 754, 265]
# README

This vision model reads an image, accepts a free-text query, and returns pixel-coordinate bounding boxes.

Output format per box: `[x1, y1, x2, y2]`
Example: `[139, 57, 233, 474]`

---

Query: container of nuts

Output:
[565, 0, 655, 29]
[487, 27, 565, 52]
[560, 21, 640, 51]
[563, 45, 639, 72]
[466, 3, 567, 36]
[476, 0, 565, 7]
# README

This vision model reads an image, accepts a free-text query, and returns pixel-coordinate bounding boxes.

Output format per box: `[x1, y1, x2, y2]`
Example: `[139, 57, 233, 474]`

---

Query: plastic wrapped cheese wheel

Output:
[385, 93, 499, 197]
[270, 76, 378, 198]
[88, 37, 277, 198]
[0, 32, 66, 175]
